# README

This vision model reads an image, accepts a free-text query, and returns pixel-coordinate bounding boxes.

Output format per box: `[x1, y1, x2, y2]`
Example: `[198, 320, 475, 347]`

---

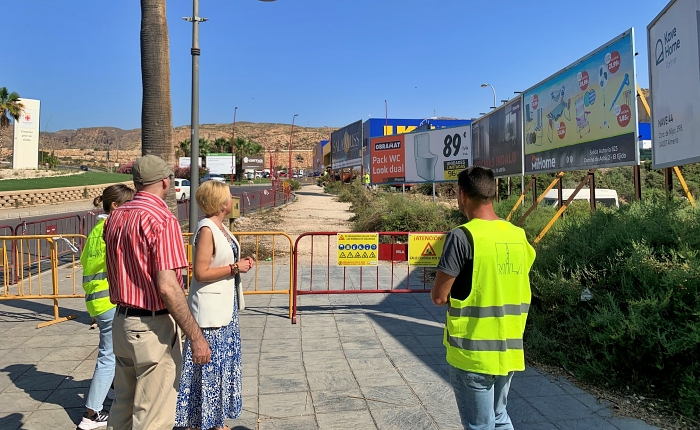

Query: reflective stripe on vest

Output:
[443, 219, 535, 376]
[80, 219, 116, 317]
[83, 272, 108, 283]
[85, 289, 111, 303]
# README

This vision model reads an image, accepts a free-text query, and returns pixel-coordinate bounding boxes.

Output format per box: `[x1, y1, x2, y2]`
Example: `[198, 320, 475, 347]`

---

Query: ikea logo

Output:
[383, 125, 434, 135]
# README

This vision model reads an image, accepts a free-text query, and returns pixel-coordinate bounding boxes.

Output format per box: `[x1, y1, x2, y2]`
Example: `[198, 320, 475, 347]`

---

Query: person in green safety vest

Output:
[76, 184, 135, 430]
[431, 166, 536, 430]
[364, 172, 370, 189]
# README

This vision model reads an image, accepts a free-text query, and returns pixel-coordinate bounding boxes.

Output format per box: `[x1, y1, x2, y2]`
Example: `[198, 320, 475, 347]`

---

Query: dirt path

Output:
[232, 185, 352, 262]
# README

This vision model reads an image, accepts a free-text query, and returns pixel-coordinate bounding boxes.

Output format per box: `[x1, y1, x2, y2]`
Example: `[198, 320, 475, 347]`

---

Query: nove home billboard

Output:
[648, 0, 700, 168]
[471, 98, 522, 177]
[331, 120, 362, 169]
[523, 30, 638, 174]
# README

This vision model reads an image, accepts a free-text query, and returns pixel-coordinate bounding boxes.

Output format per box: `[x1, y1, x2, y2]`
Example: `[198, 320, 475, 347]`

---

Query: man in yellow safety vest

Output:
[431, 166, 536, 429]
[364, 172, 370, 189]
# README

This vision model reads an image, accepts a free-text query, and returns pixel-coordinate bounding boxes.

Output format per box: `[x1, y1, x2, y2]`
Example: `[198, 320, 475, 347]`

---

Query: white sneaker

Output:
[76, 410, 109, 429]
[106, 388, 115, 400]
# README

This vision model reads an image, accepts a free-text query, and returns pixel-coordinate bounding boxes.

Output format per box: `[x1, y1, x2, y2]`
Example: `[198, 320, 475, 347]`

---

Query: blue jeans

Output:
[449, 366, 514, 430]
[85, 307, 116, 412]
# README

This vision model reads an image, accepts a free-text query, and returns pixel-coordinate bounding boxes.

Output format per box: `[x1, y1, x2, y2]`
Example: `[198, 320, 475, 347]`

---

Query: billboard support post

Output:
[673, 166, 696, 206]
[664, 168, 673, 197]
[534, 170, 595, 244]
[506, 177, 535, 222]
[590, 171, 597, 212]
[634, 165, 642, 200]
[516, 172, 565, 226]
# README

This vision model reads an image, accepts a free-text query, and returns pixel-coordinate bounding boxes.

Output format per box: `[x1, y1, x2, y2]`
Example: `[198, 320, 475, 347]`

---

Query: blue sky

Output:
[3, 0, 663, 132]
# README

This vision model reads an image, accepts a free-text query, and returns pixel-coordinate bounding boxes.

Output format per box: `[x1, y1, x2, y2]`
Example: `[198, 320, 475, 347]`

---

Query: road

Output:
[2, 184, 281, 237]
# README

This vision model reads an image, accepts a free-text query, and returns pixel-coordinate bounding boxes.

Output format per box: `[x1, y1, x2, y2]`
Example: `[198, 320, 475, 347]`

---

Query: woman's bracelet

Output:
[229, 263, 239, 276]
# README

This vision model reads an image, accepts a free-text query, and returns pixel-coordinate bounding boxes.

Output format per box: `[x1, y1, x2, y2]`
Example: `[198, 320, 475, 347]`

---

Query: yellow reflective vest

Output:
[443, 219, 536, 376]
[80, 218, 115, 317]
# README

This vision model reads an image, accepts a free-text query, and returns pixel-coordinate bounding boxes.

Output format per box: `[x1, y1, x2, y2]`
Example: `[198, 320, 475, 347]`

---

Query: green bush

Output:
[528, 198, 700, 418]
[284, 179, 301, 191]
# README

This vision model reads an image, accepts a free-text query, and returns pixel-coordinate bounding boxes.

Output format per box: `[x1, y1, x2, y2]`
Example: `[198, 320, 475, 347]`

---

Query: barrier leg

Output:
[37, 238, 77, 328]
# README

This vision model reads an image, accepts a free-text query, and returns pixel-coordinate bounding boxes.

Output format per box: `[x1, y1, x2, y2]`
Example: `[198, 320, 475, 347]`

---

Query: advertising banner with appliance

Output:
[523, 30, 638, 174]
[369, 125, 471, 184]
[648, 0, 700, 168]
[471, 97, 523, 177]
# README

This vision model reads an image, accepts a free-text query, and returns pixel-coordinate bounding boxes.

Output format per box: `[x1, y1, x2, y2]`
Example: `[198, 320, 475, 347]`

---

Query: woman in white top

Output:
[175, 180, 255, 430]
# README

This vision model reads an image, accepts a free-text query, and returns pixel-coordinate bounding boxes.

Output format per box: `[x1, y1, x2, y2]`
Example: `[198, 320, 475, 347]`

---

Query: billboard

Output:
[13, 98, 40, 169]
[178, 157, 202, 168]
[648, 0, 700, 168]
[523, 30, 638, 174]
[242, 155, 264, 170]
[331, 120, 362, 169]
[471, 98, 522, 177]
[206, 154, 234, 175]
[370, 125, 471, 184]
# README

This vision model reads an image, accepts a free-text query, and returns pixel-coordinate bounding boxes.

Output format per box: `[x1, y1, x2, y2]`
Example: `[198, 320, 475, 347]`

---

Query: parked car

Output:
[174, 178, 191, 200]
[200, 173, 227, 184]
[262, 171, 270, 179]
[80, 165, 89, 171]
[278, 171, 288, 178]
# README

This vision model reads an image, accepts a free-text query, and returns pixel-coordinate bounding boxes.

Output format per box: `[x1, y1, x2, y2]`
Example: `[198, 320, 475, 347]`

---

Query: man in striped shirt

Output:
[104, 155, 211, 430]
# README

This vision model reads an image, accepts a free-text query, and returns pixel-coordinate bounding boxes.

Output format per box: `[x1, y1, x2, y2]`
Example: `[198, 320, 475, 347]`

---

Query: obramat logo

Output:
[531, 156, 556, 171]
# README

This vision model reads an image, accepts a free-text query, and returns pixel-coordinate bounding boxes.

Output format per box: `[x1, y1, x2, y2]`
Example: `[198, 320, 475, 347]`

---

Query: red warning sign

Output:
[421, 243, 436, 257]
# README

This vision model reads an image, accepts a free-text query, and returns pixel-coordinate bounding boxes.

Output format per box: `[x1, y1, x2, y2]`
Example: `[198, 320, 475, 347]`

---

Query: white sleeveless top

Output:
[187, 218, 241, 328]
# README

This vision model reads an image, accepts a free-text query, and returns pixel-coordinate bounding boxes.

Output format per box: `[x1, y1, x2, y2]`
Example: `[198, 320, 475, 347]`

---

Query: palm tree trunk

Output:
[140, 0, 177, 217]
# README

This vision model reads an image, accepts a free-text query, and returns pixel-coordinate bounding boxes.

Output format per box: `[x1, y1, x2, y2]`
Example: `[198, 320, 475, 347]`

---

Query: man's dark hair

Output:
[457, 166, 496, 203]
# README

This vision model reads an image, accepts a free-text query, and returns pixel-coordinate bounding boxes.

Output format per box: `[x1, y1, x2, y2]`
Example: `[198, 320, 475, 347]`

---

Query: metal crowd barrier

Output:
[291, 231, 435, 324]
[183, 231, 294, 319]
[0, 234, 85, 328]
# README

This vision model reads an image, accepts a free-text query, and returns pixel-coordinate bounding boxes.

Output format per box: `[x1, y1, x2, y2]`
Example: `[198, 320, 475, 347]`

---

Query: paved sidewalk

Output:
[0, 265, 660, 430]
[0, 201, 95, 220]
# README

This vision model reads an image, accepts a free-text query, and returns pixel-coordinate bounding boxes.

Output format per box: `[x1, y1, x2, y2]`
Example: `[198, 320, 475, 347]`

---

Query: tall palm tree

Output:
[0, 87, 23, 129]
[0, 87, 23, 151]
[140, 0, 177, 217]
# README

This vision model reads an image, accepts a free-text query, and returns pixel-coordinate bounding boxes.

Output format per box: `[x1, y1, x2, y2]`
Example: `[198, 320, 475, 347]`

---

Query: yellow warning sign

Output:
[408, 233, 446, 267]
[337, 233, 379, 266]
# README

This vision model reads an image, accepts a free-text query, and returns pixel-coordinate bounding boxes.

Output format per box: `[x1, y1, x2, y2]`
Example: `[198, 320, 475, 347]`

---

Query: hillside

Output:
[36, 122, 333, 153]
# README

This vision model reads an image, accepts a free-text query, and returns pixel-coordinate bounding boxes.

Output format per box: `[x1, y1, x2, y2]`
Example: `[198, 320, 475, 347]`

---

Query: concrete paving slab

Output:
[316, 409, 375, 430]
[0, 270, 663, 430]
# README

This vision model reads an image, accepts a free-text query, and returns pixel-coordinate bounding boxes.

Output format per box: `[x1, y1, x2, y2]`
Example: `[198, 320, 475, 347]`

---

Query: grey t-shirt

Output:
[437, 227, 474, 301]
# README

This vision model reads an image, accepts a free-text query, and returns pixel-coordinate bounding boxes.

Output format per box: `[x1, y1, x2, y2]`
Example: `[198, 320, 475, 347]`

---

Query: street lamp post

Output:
[231, 106, 238, 183]
[184, 0, 208, 234]
[185, 0, 276, 234]
[481, 83, 497, 109]
[288, 113, 298, 178]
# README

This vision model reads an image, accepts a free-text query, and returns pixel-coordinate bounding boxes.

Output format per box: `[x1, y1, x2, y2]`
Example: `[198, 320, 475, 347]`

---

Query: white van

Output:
[543, 188, 619, 208]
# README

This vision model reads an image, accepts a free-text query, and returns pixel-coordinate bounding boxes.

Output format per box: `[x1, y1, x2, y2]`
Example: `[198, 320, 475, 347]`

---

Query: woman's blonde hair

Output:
[93, 184, 136, 214]
[196, 180, 230, 217]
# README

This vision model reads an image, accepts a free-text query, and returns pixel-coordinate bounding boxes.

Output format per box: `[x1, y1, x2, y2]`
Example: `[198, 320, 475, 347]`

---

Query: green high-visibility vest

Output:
[80, 218, 115, 317]
[364, 173, 370, 184]
[443, 219, 536, 376]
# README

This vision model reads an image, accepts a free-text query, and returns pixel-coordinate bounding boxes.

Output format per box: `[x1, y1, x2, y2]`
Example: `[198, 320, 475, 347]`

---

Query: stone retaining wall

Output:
[0, 182, 135, 208]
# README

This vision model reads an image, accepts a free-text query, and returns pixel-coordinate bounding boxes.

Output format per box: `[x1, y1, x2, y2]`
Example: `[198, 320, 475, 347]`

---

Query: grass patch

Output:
[0, 172, 132, 191]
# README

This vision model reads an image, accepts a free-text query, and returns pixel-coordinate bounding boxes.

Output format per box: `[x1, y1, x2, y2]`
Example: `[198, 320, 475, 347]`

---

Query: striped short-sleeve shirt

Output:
[104, 191, 187, 311]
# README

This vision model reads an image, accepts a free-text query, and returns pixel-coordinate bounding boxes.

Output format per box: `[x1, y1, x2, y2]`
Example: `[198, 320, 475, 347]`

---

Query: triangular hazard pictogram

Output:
[340, 252, 346, 258]
[369, 251, 376, 258]
[339, 235, 345, 240]
[421, 243, 437, 257]
[362, 252, 368, 258]
[355, 252, 361, 258]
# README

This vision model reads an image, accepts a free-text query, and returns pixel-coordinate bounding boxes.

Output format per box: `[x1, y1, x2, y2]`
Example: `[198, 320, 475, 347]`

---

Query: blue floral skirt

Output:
[175, 299, 242, 429]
